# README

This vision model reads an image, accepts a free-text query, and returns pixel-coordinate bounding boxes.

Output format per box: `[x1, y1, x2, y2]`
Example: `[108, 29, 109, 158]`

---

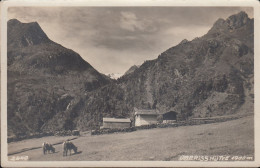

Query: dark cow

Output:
[62, 140, 78, 156]
[42, 142, 55, 154]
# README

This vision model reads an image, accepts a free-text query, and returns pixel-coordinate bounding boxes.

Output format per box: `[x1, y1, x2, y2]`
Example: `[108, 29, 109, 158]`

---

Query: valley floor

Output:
[8, 115, 254, 161]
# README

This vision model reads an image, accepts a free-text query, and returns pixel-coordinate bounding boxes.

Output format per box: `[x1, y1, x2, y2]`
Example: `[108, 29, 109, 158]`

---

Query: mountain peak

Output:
[226, 11, 250, 29]
[8, 18, 22, 25]
[105, 73, 123, 80]
[8, 19, 50, 48]
[208, 11, 251, 34]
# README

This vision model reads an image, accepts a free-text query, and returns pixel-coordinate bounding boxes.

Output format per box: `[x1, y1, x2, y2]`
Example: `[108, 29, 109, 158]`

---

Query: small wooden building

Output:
[162, 111, 177, 123]
[134, 108, 159, 126]
[102, 118, 131, 129]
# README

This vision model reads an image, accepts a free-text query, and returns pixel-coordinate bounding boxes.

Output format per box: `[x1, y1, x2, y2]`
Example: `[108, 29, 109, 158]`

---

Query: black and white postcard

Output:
[1, 0, 260, 167]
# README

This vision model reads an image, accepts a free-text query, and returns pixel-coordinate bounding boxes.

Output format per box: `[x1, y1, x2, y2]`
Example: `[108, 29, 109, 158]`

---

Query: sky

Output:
[8, 7, 253, 75]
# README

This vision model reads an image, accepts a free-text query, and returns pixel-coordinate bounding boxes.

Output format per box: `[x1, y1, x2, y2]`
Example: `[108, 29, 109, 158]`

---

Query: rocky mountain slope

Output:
[68, 11, 254, 130]
[8, 11, 254, 136]
[7, 19, 111, 136]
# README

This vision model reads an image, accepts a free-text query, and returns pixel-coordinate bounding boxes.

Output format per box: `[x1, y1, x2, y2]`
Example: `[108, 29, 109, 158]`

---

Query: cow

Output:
[62, 140, 78, 156]
[42, 142, 55, 154]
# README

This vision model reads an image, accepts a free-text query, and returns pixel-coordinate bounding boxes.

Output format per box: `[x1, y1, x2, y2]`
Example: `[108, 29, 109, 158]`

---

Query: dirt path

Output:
[8, 115, 254, 161]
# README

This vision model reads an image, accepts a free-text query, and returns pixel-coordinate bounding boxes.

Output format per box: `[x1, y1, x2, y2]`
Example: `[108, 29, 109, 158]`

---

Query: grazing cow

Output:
[62, 140, 78, 156]
[42, 142, 55, 154]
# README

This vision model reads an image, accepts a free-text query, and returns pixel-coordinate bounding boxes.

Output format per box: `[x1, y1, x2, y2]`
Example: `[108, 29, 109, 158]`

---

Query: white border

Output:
[1, 0, 260, 167]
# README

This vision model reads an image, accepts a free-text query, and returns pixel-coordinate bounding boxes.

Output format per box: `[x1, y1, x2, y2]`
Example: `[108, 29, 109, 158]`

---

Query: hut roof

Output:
[134, 108, 158, 115]
[103, 118, 131, 123]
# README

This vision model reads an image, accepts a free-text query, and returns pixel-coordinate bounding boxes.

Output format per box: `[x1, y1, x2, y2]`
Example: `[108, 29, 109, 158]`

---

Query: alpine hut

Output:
[101, 118, 131, 129]
[134, 108, 159, 126]
[162, 111, 177, 123]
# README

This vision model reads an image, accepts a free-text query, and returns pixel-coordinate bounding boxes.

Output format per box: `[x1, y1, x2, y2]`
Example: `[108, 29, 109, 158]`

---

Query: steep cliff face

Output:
[8, 11, 254, 135]
[7, 19, 111, 136]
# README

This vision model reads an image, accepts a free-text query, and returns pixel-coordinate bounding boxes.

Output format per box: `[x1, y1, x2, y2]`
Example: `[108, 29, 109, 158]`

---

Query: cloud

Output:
[119, 11, 158, 33]
[7, 7, 253, 74]
[120, 11, 143, 31]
